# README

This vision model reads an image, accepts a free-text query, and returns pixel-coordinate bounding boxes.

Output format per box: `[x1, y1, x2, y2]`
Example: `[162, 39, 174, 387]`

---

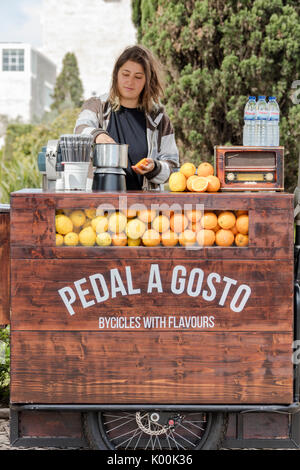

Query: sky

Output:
[0, 0, 43, 47]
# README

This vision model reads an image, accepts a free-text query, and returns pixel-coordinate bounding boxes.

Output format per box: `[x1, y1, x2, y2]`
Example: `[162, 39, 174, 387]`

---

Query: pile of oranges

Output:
[55, 208, 249, 247]
[168, 162, 221, 193]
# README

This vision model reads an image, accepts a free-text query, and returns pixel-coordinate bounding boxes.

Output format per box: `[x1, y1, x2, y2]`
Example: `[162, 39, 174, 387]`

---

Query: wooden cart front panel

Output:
[10, 191, 294, 404]
[0, 206, 10, 327]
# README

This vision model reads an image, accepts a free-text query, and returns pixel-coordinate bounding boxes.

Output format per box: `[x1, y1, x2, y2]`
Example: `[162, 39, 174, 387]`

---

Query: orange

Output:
[169, 172, 187, 192]
[235, 233, 249, 247]
[201, 211, 218, 230]
[217, 211, 236, 230]
[236, 214, 249, 235]
[134, 157, 148, 168]
[190, 176, 209, 192]
[231, 224, 238, 235]
[196, 229, 216, 246]
[186, 210, 203, 223]
[152, 214, 170, 233]
[142, 229, 161, 247]
[138, 209, 157, 223]
[197, 162, 214, 177]
[235, 210, 248, 217]
[179, 229, 196, 246]
[206, 175, 221, 192]
[180, 162, 196, 178]
[111, 232, 128, 246]
[170, 213, 189, 233]
[161, 230, 178, 247]
[191, 221, 203, 232]
[186, 175, 199, 191]
[215, 229, 234, 246]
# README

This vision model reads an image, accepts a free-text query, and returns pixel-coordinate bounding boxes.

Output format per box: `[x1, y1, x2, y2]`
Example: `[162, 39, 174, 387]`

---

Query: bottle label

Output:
[269, 111, 279, 121]
[257, 110, 268, 120]
[244, 111, 256, 120]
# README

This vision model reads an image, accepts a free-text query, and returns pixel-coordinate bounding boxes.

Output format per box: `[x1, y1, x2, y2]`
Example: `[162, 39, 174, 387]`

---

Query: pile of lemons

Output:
[55, 208, 249, 247]
[169, 162, 221, 193]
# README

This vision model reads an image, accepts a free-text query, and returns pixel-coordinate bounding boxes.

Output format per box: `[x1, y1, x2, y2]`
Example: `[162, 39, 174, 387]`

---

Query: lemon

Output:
[64, 231, 79, 246]
[96, 232, 112, 246]
[55, 214, 73, 235]
[91, 215, 108, 231]
[95, 216, 109, 233]
[70, 210, 86, 228]
[168, 172, 187, 192]
[127, 237, 141, 246]
[82, 220, 92, 229]
[56, 233, 64, 246]
[108, 212, 127, 233]
[79, 227, 96, 246]
[84, 208, 96, 219]
[126, 218, 146, 240]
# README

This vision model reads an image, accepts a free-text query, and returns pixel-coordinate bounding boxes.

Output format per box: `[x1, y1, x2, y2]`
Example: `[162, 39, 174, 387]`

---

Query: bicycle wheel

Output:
[83, 410, 227, 450]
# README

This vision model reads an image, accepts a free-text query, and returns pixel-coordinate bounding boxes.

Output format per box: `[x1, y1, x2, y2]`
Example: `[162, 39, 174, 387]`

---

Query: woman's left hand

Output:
[132, 158, 155, 175]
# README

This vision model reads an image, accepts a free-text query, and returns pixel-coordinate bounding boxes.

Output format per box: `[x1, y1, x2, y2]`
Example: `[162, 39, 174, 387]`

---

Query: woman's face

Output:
[117, 60, 146, 107]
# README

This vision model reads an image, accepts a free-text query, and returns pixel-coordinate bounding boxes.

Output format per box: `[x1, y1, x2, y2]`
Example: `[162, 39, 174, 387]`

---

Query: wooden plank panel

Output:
[10, 331, 293, 404]
[10, 190, 294, 211]
[10, 193, 294, 261]
[0, 211, 10, 325]
[19, 411, 83, 438]
[10, 245, 294, 260]
[10, 259, 293, 331]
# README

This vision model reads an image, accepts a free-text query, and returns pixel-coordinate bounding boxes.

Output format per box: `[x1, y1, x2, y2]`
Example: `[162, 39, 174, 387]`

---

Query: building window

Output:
[2, 49, 25, 71]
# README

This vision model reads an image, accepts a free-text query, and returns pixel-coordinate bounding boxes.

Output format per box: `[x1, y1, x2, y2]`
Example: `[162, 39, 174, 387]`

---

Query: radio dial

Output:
[227, 172, 235, 181]
[265, 172, 274, 181]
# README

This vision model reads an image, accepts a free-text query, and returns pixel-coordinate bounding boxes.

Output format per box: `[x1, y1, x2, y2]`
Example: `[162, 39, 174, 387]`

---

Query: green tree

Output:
[0, 108, 79, 203]
[51, 52, 84, 112]
[132, 0, 300, 192]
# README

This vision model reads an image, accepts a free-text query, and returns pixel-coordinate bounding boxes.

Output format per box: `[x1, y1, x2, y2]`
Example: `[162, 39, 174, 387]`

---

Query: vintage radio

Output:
[214, 146, 284, 191]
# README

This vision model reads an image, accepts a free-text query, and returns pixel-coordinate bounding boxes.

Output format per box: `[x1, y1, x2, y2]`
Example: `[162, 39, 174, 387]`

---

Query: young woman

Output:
[74, 44, 179, 190]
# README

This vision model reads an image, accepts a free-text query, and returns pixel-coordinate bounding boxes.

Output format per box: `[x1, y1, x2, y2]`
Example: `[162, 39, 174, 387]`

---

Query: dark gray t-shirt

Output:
[107, 105, 148, 190]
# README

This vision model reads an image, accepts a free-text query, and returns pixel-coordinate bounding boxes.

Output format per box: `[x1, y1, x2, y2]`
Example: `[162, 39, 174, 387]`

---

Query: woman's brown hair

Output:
[109, 45, 164, 113]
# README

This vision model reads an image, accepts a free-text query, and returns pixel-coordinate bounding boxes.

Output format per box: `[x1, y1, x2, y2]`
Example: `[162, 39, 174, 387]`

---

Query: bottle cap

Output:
[258, 96, 266, 100]
[249, 96, 256, 100]
[268, 96, 276, 100]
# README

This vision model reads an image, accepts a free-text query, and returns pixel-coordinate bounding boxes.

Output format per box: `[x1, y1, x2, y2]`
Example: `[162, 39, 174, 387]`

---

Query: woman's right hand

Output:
[95, 133, 116, 144]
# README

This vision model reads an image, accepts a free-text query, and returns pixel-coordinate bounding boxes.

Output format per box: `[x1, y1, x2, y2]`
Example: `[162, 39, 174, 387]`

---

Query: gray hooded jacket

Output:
[74, 96, 179, 190]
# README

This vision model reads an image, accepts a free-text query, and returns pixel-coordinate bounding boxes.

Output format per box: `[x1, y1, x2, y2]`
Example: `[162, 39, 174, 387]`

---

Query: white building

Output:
[0, 43, 56, 122]
[40, 0, 137, 99]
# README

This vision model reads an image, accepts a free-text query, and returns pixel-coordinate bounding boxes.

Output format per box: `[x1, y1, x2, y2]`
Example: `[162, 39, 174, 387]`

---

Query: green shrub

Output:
[0, 326, 10, 405]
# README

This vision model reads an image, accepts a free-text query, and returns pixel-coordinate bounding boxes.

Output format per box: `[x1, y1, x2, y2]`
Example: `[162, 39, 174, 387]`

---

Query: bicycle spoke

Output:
[177, 422, 201, 439]
[114, 428, 140, 448]
[133, 430, 144, 450]
[172, 430, 196, 447]
[186, 421, 205, 431]
[168, 429, 186, 450]
[107, 416, 136, 434]
[101, 410, 211, 450]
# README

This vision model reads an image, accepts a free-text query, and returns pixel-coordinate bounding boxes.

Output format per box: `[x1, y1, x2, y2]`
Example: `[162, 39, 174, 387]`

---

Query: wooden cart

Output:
[1, 189, 299, 449]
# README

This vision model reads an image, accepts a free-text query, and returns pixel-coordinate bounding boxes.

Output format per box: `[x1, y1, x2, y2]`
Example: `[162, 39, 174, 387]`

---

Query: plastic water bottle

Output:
[267, 96, 280, 146]
[255, 96, 268, 146]
[243, 96, 256, 146]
